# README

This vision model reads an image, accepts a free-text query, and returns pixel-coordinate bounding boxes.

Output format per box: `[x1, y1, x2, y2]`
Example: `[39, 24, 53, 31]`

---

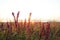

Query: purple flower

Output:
[45, 22, 50, 40]
[12, 11, 20, 34]
[40, 23, 45, 36]
[6, 22, 12, 33]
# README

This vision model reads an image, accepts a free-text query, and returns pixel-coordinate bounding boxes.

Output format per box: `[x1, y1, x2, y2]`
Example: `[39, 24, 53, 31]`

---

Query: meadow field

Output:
[0, 21, 60, 40]
[0, 12, 60, 40]
[0, 0, 60, 40]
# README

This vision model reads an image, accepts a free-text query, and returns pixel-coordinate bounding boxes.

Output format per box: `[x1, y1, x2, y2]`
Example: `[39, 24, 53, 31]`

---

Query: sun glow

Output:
[0, 0, 60, 22]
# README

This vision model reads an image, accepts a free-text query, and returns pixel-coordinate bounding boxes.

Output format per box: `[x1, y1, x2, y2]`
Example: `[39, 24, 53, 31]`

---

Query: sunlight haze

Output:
[0, 0, 60, 22]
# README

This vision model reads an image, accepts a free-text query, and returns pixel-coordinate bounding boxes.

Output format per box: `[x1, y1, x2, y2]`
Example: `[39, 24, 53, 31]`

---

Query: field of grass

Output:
[0, 12, 60, 40]
[0, 21, 60, 40]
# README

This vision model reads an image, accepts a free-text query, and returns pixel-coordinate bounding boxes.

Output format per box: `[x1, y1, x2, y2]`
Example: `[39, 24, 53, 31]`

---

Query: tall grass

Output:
[0, 11, 60, 40]
[12, 11, 20, 34]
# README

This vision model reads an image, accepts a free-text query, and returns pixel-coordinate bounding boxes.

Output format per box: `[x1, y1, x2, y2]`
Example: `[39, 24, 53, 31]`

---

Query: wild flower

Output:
[26, 13, 32, 40]
[45, 22, 50, 40]
[24, 19, 26, 29]
[40, 22, 45, 36]
[0, 23, 4, 32]
[6, 22, 12, 34]
[26, 13, 32, 35]
[12, 11, 20, 34]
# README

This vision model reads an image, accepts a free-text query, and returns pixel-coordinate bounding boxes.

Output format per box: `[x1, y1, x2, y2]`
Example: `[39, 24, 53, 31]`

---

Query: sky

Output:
[0, 0, 60, 22]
